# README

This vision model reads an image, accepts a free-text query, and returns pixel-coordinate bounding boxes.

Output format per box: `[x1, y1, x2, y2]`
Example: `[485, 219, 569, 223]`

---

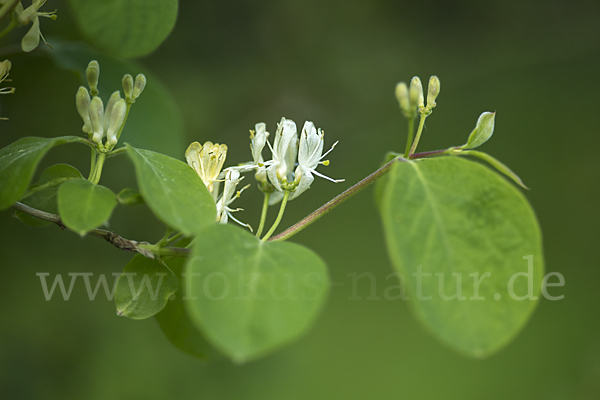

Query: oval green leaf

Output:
[57, 178, 117, 235]
[126, 144, 216, 236]
[380, 157, 544, 357]
[463, 111, 496, 149]
[16, 164, 83, 227]
[68, 0, 178, 58]
[155, 256, 216, 359]
[185, 224, 330, 363]
[115, 254, 179, 319]
[0, 136, 81, 210]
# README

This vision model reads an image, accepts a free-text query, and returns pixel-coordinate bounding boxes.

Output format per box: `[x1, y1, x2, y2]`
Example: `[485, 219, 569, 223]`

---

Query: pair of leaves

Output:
[68, 0, 178, 58]
[115, 224, 330, 363]
[378, 156, 544, 357]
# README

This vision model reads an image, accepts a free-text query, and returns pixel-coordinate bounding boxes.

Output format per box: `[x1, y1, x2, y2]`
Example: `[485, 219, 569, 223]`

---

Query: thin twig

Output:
[268, 155, 409, 241]
[11, 202, 189, 258]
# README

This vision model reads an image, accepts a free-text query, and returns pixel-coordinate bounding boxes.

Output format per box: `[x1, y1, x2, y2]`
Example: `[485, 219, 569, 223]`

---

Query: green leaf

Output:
[155, 256, 217, 359]
[462, 150, 529, 189]
[462, 112, 496, 149]
[380, 157, 544, 357]
[68, 0, 178, 58]
[57, 179, 117, 235]
[115, 254, 179, 320]
[0, 136, 82, 210]
[46, 40, 186, 157]
[185, 224, 330, 363]
[117, 188, 144, 206]
[16, 164, 83, 227]
[125, 144, 216, 236]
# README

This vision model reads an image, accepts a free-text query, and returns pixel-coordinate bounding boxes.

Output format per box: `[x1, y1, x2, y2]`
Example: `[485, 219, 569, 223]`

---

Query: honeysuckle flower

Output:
[216, 169, 251, 230]
[15, 0, 57, 53]
[185, 141, 228, 194]
[266, 117, 298, 192]
[250, 122, 269, 182]
[290, 121, 343, 200]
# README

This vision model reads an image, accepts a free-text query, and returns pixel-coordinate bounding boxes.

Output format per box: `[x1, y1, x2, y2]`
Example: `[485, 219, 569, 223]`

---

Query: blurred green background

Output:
[1, 0, 599, 398]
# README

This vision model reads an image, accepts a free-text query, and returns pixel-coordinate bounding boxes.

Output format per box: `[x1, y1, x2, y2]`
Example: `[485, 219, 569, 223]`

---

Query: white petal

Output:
[266, 163, 283, 192]
[289, 166, 314, 200]
[21, 17, 40, 53]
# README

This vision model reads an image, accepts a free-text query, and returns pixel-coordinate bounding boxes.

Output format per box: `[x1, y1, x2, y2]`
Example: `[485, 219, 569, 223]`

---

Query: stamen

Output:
[311, 168, 344, 183]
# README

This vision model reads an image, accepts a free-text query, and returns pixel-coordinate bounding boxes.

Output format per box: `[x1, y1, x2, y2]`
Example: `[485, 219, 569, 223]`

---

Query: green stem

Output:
[269, 156, 409, 242]
[89, 153, 107, 184]
[408, 113, 427, 156]
[107, 147, 127, 158]
[164, 232, 184, 246]
[88, 148, 97, 181]
[255, 192, 271, 238]
[0, 20, 16, 41]
[156, 227, 173, 247]
[403, 117, 415, 158]
[261, 191, 290, 241]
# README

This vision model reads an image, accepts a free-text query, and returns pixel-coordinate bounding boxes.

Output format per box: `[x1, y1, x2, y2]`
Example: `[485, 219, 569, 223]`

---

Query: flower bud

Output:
[426, 75, 440, 109]
[395, 82, 410, 114]
[409, 76, 424, 109]
[122, 74, 134, 99]
[89, 96, 105, 144]
[132, 74, 146, 100]
[103, 91, 121, 133]
[106, 99, 127, 147]
[75, 86, 92, 134]
[86, 61, 100, 96]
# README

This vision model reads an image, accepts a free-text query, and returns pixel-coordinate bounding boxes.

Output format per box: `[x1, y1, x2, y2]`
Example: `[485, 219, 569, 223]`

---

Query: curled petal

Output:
[21, 17, 40, 53]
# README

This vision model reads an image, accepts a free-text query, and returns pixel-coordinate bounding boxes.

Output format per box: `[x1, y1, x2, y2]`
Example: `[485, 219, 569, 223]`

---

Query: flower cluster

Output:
[186, 117, 343, 231]
[75, 60, 146, 150]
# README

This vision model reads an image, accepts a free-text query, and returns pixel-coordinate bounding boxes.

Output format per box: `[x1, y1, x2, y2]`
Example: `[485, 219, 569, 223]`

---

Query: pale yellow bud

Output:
[103, 91, 121, 133]
[395, 82, 410, 114]
[122, 74, 133, 99]
[410, 76, 424, 109]
[75, 86, 92, 134]
[89, 96, 105, 144]
[86, 60, 100, 96]
[132, 74, 146, 100]
[106, 99, 127, 147]
[426, 75, 441, 109]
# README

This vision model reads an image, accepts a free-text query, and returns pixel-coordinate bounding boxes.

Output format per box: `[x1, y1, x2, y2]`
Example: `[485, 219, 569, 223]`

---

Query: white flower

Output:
[216, 169, 251, 230]
[16, 0, 57, 53]
[290, 121, 343, 199]
[266, 117, 298, 192]
[185, 141, 228, 194]
[250, 122, 269, 182]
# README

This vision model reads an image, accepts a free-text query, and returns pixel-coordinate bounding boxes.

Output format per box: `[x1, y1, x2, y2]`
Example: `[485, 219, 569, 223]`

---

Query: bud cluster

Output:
[75, 60, 146, 150]
[395, 75, 441, 118]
